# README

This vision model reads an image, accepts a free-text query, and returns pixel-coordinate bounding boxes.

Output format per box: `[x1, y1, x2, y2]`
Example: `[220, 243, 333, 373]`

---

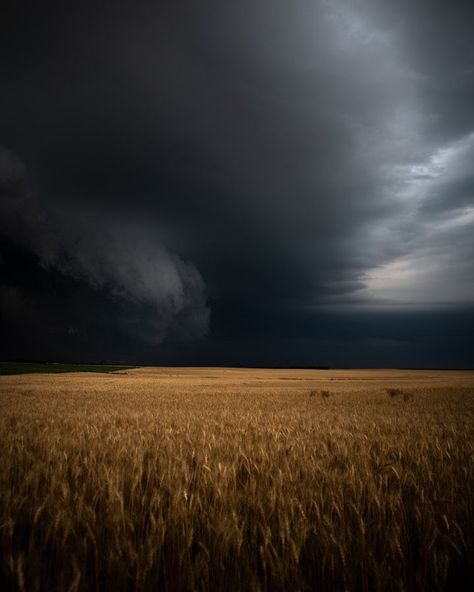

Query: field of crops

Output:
[0, 362, 135, 375]
[1, 368, 473, 591]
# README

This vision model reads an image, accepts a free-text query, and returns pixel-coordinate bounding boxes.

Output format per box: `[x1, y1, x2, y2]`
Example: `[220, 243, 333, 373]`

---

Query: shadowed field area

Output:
[0, 362, 136, 375]
[1, 368, 473, 591]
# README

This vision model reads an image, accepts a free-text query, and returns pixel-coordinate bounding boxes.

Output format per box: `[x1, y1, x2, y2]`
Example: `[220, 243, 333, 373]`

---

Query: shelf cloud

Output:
[1, 0, 473, 365]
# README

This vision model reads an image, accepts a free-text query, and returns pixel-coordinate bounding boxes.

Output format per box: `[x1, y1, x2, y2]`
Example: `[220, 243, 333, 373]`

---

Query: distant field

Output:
[0, 362, 136, 375]
[1, 368, 473, 591]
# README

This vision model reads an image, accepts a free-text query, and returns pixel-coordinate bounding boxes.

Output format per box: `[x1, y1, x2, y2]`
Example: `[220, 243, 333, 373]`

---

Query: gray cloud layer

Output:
[1, 0, 473, 363]
[0, 149, 209, 343]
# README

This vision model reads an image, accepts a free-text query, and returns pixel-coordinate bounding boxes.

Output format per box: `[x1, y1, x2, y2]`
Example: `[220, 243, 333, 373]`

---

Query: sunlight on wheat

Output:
[1, 368, 473, 591]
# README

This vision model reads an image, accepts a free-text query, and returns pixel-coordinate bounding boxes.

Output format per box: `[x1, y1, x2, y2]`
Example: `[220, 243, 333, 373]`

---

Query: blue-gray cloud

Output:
[0, 148, 209, 344]
[1, 0, 473, 364]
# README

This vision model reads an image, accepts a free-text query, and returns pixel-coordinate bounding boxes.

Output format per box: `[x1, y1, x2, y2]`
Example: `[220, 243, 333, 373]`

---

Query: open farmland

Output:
[1, 368, 473, 591]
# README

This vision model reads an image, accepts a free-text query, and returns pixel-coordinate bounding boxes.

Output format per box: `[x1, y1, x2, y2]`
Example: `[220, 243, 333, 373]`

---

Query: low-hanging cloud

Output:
[1, 0, 473, 365]
[0, 148, 209, 344]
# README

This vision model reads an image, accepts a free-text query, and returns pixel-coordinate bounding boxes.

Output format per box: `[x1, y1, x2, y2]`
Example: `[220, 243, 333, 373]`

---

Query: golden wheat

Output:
[1, 368, 473, 591]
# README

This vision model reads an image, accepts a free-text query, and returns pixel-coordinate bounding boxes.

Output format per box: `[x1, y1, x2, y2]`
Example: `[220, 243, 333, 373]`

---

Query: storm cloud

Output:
[0, 148, 209, 345]
[1, 0, 473, 365]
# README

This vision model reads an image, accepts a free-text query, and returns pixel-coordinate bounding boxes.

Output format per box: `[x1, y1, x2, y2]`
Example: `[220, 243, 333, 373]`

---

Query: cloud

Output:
[0, 148, 209, 344]
[1, 0, 473, 364]
[3, 1, 473, 315]
[357, 130, 474, 308]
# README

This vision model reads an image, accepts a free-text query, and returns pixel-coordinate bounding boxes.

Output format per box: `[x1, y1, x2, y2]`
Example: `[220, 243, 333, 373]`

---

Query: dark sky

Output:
[1, 0, 473, 367]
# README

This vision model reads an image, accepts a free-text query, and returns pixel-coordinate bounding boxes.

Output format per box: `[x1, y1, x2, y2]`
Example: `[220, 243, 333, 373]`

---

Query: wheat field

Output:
[1, 368, 473, 591]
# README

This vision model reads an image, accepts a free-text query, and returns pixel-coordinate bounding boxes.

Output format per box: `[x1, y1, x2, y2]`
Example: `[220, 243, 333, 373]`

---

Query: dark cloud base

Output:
[1, 240, 472, 369]
[1, 1, 474, 367]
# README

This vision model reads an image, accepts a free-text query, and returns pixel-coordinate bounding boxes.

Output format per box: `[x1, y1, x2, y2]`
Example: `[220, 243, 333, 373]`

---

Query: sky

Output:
[1, 0, 473, 367]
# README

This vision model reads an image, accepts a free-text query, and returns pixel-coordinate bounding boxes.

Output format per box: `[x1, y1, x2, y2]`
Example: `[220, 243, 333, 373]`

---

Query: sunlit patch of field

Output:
[1, 368, 473, 591]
